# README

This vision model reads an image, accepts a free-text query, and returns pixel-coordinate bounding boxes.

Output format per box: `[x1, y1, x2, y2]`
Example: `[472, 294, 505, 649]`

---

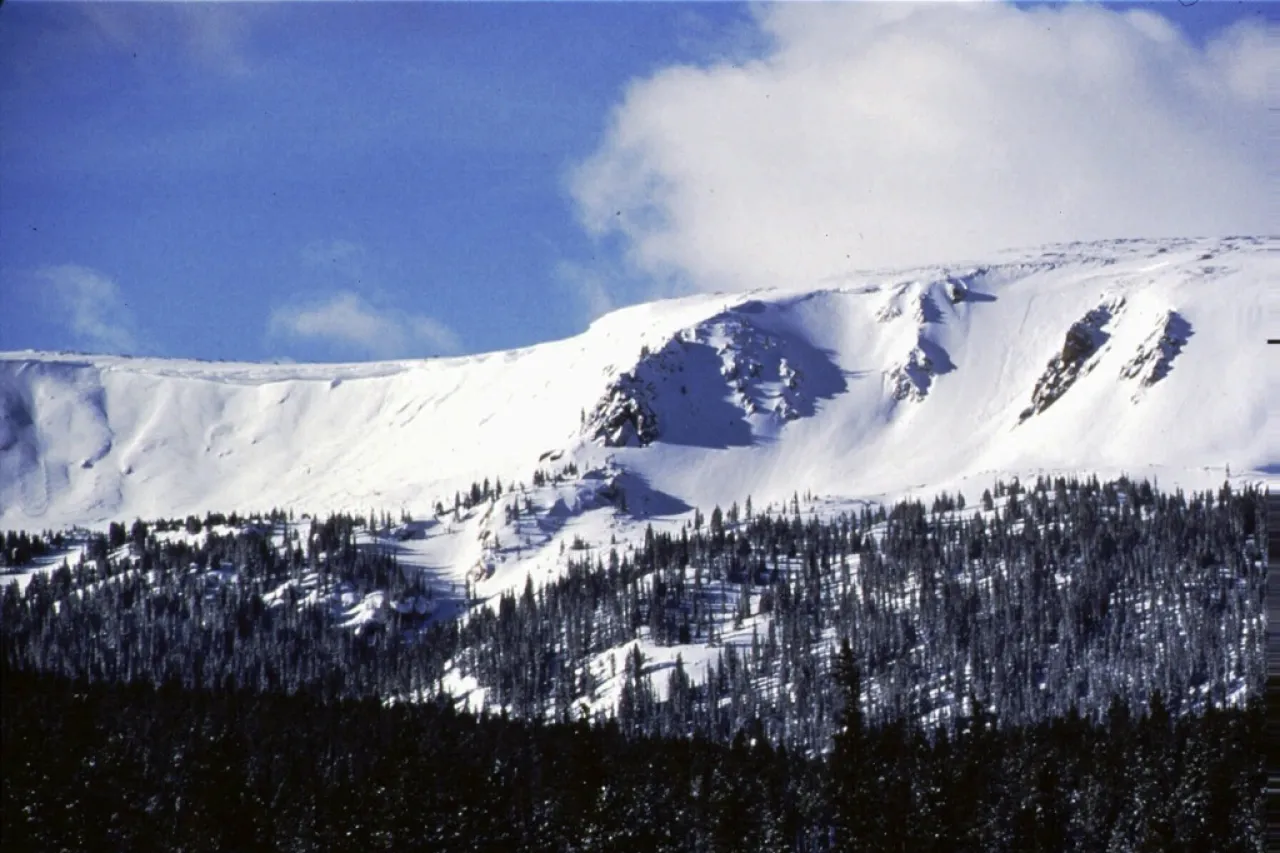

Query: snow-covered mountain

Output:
[2, 235, 1273, 536]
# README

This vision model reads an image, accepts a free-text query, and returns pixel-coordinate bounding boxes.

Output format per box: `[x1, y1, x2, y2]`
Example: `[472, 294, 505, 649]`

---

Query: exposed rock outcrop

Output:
[585, 370, 661, 447]
[581, 304, 841, 448]
[1018, 299, 1124, 423]
[1120, 310, 1192, 389]
[887, 347, 937, 402]
[886, 337, 955, 403]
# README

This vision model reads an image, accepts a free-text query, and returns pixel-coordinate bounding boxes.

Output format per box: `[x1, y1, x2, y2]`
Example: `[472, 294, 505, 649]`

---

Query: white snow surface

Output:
[2, 236, 1274, 534]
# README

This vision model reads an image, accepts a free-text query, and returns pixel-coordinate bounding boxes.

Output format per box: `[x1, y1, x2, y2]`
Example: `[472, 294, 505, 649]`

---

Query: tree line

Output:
[1, 477, 1265, 756]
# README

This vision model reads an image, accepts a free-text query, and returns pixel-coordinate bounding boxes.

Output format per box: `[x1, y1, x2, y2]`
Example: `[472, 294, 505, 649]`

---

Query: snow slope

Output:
[1, 235, 1273, 535]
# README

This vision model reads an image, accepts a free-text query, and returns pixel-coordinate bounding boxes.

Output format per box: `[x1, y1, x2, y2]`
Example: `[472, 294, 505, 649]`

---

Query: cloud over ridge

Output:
[269, 292, 461, 360]
[38, 264, 139, 355]
[571, 3, 1272, 295]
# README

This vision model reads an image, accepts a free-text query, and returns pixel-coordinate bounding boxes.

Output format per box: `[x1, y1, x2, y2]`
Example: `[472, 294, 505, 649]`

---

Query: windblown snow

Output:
[2, 235, 1272, 536]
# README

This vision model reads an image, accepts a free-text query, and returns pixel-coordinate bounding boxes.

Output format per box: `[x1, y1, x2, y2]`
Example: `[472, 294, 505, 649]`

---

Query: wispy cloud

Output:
[278, 239, 462, 358]
[179, 4, 255, 78]
[269, 291, 461, 359]
[80, 4, 258, 78]
[300, 239, 368, 279]
[553, 259, 617, 325]
[407, 315, 462, 354]
[572, 4, 1271, 296]
[37, 264, 139, 354]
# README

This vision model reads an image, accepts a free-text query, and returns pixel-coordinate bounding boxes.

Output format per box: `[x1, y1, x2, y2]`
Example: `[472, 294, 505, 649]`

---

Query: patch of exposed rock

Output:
[585, 370, 661, 447]
[582, 307, 832, 448]
[887, 347, 936, 402]
[1018, 299, 1124, 423]
[886, 337, 955, 403]
[1120, 310, 1191, 389]
[875, 285, 909, 323]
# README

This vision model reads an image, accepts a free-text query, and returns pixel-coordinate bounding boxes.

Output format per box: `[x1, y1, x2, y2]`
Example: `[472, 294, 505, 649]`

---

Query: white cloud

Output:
[571, 3, 1272, 295]
[37, 264, 139, 354]
[81, 4, 257, 78]
[269, 291, 461, 359]
[553, 259, 618, 324]
[407, 315, 462, 354]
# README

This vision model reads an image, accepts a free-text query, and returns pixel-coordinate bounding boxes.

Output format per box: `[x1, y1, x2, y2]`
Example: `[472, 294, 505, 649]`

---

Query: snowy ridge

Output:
[1, 235, 1274, 536]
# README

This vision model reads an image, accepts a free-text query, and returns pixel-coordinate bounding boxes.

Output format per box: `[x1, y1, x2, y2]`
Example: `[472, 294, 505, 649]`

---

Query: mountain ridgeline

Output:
[1, 236, 1271, 531]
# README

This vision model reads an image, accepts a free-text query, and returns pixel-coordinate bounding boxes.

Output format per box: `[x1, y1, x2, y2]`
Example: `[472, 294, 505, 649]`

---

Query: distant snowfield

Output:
[2, 235, 1273, 537]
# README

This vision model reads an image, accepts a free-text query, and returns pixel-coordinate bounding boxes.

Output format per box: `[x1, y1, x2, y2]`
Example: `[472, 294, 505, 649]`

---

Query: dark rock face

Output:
[887, 336, 956, 403]
[1120, 311, 1192, 388]
[888, 347, 935, 402]
[1059, 323, 1096, 365]
[586, 371, 660, 448]
[1019, 301, 1122, 423]
[581, 303, 847, 449]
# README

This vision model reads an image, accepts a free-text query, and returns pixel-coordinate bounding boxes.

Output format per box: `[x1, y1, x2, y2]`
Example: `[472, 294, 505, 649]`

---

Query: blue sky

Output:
[0, 2, 1270, 362]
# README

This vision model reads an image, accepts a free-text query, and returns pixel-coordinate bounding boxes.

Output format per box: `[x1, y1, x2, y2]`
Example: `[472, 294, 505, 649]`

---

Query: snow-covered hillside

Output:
[2, 235, 1273, 535]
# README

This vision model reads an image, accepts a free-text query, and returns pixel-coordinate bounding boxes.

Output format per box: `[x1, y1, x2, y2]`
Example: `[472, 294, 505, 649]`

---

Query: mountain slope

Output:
[1, 235, 1273, 532]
